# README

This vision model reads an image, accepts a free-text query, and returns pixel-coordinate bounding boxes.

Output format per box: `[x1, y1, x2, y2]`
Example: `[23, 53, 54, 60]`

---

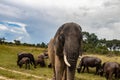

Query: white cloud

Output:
[5, 0, 104, 8]
[5, 21, 28, 35]
[0, 0, 120, 43]
[0, 3, 23, 18]
[15, 36, 23, 41]
[96, 27, 114, 39]
[95, 21, 120, 40]
[111, 22, 120, 33]
[0, 21, 30, 42]
[0, 24, 8, 30]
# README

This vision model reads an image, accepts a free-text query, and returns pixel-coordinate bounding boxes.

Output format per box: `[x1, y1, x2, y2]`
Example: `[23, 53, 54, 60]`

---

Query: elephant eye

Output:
[59, 34, 65, 41]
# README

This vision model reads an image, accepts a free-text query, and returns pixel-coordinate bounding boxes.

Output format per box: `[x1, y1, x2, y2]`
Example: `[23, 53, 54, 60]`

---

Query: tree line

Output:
[0, 31, 120, 54]
[82, 32, 120, 55]
[0, 38, 47, 48]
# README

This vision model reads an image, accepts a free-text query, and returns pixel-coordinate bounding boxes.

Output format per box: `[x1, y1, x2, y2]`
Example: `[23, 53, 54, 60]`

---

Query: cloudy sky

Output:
[0, 0, 120, 44]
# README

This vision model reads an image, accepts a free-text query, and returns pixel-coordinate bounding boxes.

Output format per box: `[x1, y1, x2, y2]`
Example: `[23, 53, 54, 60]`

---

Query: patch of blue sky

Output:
[7, 23, 21, 28]
[0, 21, 5, 25]
[0, 21, 21, 28]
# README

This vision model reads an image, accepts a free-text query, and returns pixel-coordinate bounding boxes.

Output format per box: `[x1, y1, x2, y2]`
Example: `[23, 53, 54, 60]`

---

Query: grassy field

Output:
[0, 45, 120, 80]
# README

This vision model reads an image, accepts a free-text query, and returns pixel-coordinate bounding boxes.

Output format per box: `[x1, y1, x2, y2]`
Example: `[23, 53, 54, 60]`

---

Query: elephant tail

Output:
[64, 54, 71, 67]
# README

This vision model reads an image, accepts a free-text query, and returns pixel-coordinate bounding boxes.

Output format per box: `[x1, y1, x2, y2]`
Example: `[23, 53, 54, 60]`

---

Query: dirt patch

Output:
[0, 67, 51, 80]
[0, 75, 15, 80]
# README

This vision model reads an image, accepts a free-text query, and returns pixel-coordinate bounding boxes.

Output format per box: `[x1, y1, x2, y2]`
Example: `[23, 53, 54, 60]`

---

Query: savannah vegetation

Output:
[0, 31, 120, 55]
[0, 45, 120, 80]
[0, 31, 120, 80]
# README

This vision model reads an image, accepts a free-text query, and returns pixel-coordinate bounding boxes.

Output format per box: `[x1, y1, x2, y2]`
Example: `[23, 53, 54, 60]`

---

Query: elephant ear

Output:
[55, 33, 65, 57]
[58, 33, 65, 46]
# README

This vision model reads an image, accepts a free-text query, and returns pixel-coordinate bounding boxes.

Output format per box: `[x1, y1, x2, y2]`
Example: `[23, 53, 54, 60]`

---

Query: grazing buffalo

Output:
[44, 52, 48, 59]
[17, 53, 36, 68]
[36, 54, 46, 67]
[100, 62, 120, 80]
[77, 56, 102, 74]
[18, 57, 30, 69]
[48, 63, 52, 68]
[38, 52, 48, 59]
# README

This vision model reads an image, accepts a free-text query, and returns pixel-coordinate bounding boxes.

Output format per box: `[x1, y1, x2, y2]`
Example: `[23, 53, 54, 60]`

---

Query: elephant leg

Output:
[67, 65, 76, 80]
[62, 68, 67, 80]
[52, 67, 56, 80]
[55, 55, 65, 80]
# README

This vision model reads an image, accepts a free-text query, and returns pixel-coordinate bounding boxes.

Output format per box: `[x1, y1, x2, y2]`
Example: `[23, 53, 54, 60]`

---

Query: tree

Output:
[0, 37, 6, 44]
[36, 43, 41, 47]
[82, 32, 99, 52]
[40, 42, 47, 48]
[14, 40, 21, 45]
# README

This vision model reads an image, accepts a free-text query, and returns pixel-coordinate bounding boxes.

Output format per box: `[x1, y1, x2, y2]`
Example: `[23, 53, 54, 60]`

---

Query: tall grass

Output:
[0, 45, 120, 80]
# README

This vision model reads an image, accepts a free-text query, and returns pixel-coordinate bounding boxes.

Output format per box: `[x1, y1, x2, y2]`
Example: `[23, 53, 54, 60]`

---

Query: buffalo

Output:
[42, 52, 48, 59]
[18, 57, 30, 69]
[48, 63, 52, 68]
[36, 54, 46, 67]
[17, 53, 36, 68]
[77, 56, 102, 74]
[99, 62, 120, 80]
[38, 52, 48, 59]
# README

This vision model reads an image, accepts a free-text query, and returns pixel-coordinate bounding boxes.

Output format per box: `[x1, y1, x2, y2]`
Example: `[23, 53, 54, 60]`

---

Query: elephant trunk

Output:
[67, 66, 76, 80]
[64, 54, 71, 67]
[63, 50, 79, 68]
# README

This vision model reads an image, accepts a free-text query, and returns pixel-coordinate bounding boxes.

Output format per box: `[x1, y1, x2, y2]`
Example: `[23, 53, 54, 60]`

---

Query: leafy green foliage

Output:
[0, 31, 120, 54]
[0, 38, 48, 48]
[82, 31, 120, 54]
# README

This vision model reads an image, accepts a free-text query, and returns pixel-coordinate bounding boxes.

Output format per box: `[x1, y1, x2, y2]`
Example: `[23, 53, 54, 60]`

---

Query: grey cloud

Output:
[103, 0, 120, 7]
[0, 0, 120, 43]
[0, 3, 24, 19]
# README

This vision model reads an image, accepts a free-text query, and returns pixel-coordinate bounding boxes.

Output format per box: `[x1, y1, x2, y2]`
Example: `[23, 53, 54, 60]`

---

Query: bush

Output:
[96, 45, 108, 54]
[113, 51, 120, 55]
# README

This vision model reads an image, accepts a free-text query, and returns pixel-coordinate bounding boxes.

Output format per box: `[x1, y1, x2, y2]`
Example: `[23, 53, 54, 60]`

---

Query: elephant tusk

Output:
[64, 55, 71, 67]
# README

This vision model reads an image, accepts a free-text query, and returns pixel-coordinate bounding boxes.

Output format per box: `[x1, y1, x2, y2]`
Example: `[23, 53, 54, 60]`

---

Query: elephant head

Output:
[48, 22, 82, 80]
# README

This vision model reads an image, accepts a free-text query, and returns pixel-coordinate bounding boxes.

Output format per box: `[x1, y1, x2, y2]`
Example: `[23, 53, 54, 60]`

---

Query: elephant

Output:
[48, 22, 82, 80]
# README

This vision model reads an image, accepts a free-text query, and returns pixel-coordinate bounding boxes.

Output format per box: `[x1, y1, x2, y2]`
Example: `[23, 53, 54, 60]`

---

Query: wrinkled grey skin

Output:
[48, 22, 82, 80]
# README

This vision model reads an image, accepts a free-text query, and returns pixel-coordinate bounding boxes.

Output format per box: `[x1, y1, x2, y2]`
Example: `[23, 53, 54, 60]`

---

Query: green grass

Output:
[0, 69, 36, 80]
[0, 45, 120, 80]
